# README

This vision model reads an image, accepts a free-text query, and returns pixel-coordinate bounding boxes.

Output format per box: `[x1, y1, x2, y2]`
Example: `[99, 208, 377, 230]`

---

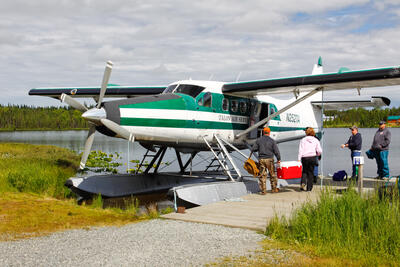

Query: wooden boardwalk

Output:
[162, 185, 320, 231]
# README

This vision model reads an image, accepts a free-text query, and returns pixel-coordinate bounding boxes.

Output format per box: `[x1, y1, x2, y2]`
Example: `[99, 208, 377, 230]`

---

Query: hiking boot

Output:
[272, 188, 280, 193]
[300, 184, 306, 191]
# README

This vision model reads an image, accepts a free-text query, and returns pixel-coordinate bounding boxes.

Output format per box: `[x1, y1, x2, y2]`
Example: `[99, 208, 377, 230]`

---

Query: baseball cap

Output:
[379, 120, 386, 125]
[349, 125, 358, 130]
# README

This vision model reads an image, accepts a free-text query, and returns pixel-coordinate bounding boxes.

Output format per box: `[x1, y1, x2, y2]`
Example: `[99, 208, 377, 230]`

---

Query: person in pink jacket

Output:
[298, 127, 322, 191]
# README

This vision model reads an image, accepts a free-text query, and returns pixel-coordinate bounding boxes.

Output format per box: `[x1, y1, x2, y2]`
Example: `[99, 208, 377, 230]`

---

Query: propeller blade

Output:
[100, 118, 134, 142]
[60, 93, 88, 112]
[97, 61, 113, 109]
[79, 125, 96, 169]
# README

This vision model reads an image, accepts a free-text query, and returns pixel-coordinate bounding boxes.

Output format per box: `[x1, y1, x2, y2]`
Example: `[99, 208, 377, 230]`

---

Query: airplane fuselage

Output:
[95, 80, 322, 150]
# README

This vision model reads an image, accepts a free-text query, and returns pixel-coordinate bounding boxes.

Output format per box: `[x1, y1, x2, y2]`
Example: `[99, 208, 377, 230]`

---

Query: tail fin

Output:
[312, 56, 323, 75]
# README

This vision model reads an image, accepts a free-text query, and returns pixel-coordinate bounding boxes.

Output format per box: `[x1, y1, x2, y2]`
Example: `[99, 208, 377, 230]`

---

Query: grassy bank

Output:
[0, 143, 168, 241]
[0, 192, 146, 241]
[0, 143, 80, 198]
[265, 187, 400, 266]
[210, 188, 400, 266]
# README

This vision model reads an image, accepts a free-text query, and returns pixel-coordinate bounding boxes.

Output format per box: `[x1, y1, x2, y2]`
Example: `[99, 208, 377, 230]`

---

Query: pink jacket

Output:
[298, 136, 322, 160]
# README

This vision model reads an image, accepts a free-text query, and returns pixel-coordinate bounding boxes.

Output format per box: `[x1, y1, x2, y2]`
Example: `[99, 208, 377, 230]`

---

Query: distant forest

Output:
[0, 105, 88, 131]
[324, 107, 400, 128]
[0, 105, 399, 131]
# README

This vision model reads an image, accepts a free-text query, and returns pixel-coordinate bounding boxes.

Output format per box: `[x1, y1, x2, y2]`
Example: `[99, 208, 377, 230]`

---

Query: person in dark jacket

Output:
[251, 127, 281, 194]
[368, 121, 391, 178]
[341, 125, 362, 179]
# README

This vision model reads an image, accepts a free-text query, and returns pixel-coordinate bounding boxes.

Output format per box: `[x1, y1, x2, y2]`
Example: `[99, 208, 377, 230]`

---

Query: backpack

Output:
[244, 158, 260, 177]
[333, 170, 347, 181]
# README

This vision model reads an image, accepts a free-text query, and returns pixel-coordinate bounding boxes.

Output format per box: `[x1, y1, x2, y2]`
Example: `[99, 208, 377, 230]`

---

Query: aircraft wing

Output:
[29, 85, 166, 98]
[222, 66, 400, 97]
[311, 96, 390, 110]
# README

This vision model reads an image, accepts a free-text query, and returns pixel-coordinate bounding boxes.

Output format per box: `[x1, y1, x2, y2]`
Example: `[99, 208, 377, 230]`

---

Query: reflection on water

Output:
[1, 128, 399, 178]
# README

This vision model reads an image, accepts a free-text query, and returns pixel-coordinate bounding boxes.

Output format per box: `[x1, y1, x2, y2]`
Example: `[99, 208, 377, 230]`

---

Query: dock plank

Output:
[162, 185, 320, 231]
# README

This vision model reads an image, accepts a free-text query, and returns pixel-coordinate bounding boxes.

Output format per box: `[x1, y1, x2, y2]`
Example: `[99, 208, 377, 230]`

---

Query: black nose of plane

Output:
[93, 93, 182, 137]
[102, 93, 182, 124]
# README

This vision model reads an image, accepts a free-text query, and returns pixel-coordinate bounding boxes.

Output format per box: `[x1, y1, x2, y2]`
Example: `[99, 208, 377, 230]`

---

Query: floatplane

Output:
[29, 58, 398, 205]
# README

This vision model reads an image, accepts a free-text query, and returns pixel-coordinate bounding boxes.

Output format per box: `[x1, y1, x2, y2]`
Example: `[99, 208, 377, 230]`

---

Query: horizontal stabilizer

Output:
[311, 96, 390, 110]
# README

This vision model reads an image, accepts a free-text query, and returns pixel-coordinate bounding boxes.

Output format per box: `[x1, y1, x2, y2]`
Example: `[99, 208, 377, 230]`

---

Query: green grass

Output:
[266, 186, 400, 265]
[0, 143, 79, 198]
[0, 143, 174, 241]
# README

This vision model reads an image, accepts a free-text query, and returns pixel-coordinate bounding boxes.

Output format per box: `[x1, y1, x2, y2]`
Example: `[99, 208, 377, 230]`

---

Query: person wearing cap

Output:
[251, 127, 281, 194]
[341, 126, 362, 179]
[298, 127, 322, 191]
[369, 121, 391, 179]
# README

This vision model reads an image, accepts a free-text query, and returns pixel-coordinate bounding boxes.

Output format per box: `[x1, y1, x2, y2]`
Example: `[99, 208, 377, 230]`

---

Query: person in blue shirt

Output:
[341, 125, 362, 179]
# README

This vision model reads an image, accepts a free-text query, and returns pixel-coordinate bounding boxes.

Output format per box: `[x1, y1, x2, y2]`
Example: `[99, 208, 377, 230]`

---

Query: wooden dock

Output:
[162, 184, 320, 231]
[162, 176, 394, 231]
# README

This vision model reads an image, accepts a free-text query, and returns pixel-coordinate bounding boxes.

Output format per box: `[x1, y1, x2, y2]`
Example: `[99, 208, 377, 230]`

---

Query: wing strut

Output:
[235, 86, 323, 139]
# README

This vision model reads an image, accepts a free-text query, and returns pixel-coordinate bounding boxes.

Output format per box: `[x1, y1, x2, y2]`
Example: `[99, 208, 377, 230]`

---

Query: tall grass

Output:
[0, 143, 79, 198]
[266, 186, 400, 264]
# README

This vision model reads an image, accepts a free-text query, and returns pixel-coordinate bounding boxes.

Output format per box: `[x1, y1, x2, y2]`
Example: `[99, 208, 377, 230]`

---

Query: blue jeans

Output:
[369, 150, 390, 178]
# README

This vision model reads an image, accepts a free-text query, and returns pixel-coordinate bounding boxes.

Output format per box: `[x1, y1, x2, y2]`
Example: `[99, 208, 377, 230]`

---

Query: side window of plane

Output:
[231, 100, 238, 113]
[270, 106, 276, 115]
[222, 98, 229, 111]
[198, 92, 212, 107]
[203, 92, 212, 107]
[239, 101, 247, 114]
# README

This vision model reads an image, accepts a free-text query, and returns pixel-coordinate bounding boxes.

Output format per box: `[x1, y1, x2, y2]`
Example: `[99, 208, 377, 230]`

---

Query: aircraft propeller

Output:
[60, 61, 134, 169]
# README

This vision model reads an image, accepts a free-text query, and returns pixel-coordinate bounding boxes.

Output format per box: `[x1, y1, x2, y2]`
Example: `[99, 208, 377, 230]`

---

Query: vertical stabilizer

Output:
[312, 56, 323, 75]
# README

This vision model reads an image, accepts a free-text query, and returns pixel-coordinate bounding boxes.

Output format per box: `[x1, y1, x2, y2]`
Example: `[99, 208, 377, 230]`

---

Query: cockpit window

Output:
[173, 84, 205, 98]
[163, 84, 178, 94]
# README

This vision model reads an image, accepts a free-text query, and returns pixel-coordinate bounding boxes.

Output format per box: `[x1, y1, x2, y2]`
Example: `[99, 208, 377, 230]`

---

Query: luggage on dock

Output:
[244, 158, 260, 177]
[276, 161, 302, 179]
[332, 170, 347, 181]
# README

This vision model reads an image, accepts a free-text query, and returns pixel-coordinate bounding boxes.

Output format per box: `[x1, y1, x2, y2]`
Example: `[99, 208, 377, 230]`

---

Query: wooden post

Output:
[358, 164, 364, 195]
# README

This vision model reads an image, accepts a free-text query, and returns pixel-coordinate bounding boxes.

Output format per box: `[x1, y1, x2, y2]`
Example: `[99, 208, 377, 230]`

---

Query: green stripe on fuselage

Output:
[120, 117, 248, 130]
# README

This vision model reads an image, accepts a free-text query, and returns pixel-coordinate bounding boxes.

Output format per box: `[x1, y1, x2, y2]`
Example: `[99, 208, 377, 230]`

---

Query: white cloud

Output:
[1, 0, 400, 106]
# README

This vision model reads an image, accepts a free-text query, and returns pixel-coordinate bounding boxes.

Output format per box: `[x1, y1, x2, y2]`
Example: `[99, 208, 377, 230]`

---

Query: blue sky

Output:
[1, 0, 400, 107]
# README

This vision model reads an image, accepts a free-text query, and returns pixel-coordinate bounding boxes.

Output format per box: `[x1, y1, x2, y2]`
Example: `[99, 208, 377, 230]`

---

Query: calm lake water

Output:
[1, 128, 399, 178]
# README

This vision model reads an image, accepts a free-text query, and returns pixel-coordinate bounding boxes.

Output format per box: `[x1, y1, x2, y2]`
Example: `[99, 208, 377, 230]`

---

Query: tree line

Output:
[0, 105, 88, 130]
[1, 104, 399, 131]
[324, 107, 400, 128]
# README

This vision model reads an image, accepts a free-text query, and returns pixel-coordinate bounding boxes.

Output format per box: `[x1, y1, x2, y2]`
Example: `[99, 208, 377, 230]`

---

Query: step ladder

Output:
[135, 146, 167, 174]
[204, 149, 223, 172]
[202, 135, 243, 181]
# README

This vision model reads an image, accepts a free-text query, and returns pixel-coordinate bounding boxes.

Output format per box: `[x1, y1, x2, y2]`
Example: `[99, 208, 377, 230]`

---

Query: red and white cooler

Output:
[276, 161, 302, 180]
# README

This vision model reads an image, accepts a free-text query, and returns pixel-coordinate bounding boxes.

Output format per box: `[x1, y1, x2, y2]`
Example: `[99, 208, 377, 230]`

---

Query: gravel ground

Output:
[0, 219, 264, 266]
